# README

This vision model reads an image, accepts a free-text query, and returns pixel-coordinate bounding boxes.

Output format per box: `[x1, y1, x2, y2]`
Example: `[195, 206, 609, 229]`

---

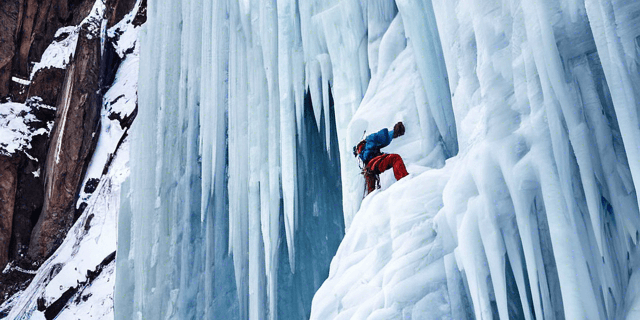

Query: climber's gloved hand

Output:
[393, 121, 405, 138]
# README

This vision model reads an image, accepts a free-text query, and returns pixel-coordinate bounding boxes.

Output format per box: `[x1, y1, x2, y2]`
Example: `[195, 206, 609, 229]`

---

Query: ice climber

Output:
[353, 122, 409, 195]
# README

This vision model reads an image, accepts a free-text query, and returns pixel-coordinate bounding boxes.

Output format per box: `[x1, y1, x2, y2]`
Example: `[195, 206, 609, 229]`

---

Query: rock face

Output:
[0, 0, 138, 268]
[0, 0, 96, 270]
[0, 155, 18, 269]
[0, 0, 91, 102]
[0, 1, 19, 99]
[28, 68, 67, 107]
[107, 0, 137, 28]
[27, 16, 103, 263]
[1, 0, 143, 313]
[0, 0, 141, 309]
[10, 152, 45, 260]
[12, 0, 95, 80]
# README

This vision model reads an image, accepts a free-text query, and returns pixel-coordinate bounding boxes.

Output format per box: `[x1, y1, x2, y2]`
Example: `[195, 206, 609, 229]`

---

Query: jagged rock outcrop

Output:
[12, 0, 95, 80]
[0, 0, 136, 100]
[0, 0, 97, 271]
[0, 0, 93, 102]
[0, 0, 139, 311]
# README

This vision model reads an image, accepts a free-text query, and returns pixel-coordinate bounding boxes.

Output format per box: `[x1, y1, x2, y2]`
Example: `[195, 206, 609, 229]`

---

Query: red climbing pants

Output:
[365, 153, 408, 193]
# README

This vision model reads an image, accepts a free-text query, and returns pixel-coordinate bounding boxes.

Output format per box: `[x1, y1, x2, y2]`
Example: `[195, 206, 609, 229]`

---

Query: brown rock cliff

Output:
[0, 0, 138, 268]
[0, 156, 19, 269]
[27, 20, 103, 262]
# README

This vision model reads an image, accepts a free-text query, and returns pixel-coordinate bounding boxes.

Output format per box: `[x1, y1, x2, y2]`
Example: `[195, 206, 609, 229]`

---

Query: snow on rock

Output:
[107, 0, 143, 58]
[0, 102, 39, 155]
[105, 45, 139, 118]
[0, 98, 54, 157]
[0, 0, 140, 316]
[2, 137, 129, 320]
[77, 7, 141, 207]
[56, 256, 116, 319]
[29, 0, 107, 80]
[76, 51, 137, 206]
[29, 27, 79, 81]
[11, 77, 31, 86]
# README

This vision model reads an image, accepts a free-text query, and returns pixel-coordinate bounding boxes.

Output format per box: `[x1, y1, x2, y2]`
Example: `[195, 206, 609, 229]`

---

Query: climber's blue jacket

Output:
[358, 128, 395, 163]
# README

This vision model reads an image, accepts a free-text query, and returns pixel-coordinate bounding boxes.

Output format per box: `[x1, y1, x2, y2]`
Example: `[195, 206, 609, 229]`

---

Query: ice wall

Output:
[118, 0, 640, 318]
[311, 0, 640, 319]
[116, 0, 368, 318]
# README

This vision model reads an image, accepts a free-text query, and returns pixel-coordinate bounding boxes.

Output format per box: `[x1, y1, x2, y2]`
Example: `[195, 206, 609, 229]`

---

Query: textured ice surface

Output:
[312, 0, 640, 319]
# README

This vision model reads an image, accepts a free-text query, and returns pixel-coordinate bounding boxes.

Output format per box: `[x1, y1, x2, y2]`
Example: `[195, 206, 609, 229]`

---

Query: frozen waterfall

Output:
[116, 0, 640, 319]
[115, 0, 349, 318]
[312, 0, 640, 319]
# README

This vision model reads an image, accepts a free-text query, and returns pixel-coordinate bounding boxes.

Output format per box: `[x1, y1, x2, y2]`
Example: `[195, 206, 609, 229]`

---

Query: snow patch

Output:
[77, 25, 139, 207]
[0, 98, 54, 156]
[108, 0, 143, 58]
[29, 0, 106, 80]
[30, 27, 79, 80]
[3, 137, 129, 319]
[11, 77, 31, 86]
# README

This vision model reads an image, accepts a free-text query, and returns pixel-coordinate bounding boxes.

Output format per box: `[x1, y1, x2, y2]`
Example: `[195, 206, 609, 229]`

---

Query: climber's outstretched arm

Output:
[359, 123, 404, 162]
[364, 128, 393, 153]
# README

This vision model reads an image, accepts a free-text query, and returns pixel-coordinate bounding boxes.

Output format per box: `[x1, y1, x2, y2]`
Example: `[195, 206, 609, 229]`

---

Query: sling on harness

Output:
[353, 122, 408, 196]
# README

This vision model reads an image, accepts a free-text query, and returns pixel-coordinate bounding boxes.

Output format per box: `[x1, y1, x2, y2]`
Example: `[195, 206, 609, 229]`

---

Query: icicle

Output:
[260, 0, 281, 318]
[121, 0, 640, 319]
[309, 59, 323, 130]
[458, 204, 494, 320]
[444, 253, 472, 320]
[474, 158, 510, 320]
[535, 148, 601, 319]
[585, 0, 640, 214]
[248, 26, 267, 319]
[277, 0, 298, 273]
[526, 0, 605, 257]
[200, 0, 214, 224]
[395, 0, 457, 157]
[316, 0, 369, 229]
[228, 3, 250, 316]
[318, 54, 332, 154]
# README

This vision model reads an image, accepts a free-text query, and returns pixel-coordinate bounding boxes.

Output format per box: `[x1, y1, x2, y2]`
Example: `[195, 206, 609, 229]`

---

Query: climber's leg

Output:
[377, 154, 408, 180]
[365, 172, 377, 194]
